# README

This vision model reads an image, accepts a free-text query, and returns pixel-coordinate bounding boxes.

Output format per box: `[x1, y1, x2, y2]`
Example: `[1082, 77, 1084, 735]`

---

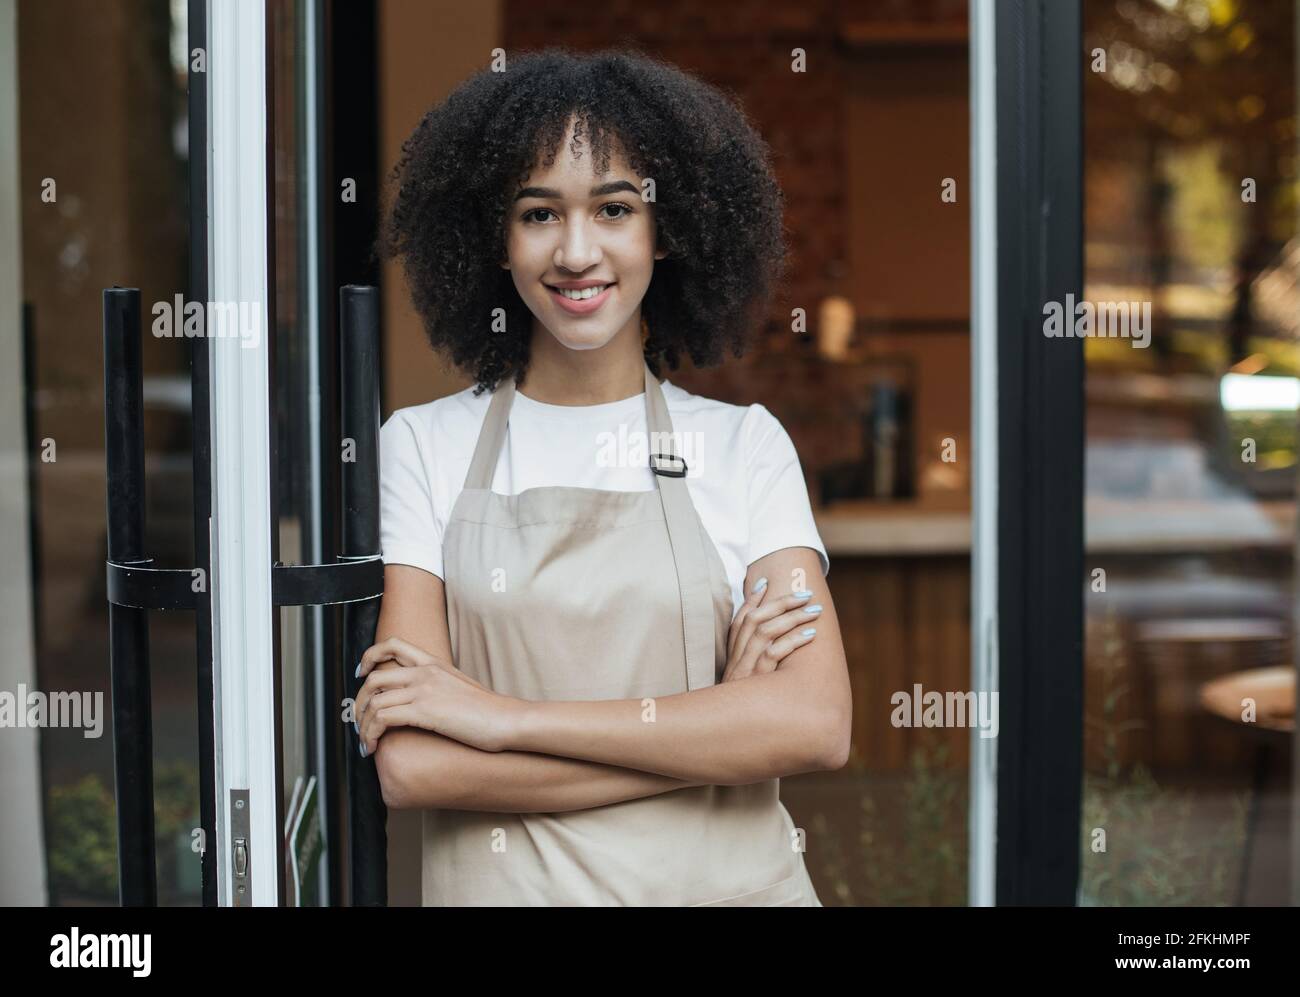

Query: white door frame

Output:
[968, 0, 998, 910]
[206, 0, 281, 907]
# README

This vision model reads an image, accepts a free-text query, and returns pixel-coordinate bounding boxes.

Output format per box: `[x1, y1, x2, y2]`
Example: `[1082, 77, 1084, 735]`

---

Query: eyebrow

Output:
[513, 180, 639, 202]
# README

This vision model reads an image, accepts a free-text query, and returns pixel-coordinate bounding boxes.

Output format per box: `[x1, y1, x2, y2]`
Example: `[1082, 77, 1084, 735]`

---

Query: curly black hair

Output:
[377, 46, 787, 395]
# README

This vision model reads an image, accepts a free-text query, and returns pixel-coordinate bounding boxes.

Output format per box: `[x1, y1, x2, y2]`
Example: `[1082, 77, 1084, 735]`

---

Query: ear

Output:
[653, 246, 669, 261]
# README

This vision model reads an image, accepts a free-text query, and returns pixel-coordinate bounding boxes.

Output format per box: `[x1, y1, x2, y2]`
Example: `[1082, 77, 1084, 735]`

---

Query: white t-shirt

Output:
[378, 378, 830, 617]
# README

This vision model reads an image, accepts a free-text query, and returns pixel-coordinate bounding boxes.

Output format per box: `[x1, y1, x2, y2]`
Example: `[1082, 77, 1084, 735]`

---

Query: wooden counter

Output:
[815, 498, 1297, 558]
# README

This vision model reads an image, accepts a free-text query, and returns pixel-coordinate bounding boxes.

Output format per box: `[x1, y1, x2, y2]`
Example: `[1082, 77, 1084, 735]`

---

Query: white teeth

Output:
[555, 284, 609, 300]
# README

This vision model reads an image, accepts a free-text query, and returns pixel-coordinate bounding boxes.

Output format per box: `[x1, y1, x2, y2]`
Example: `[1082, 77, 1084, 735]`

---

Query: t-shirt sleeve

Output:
[744, 403, 830, 577]
[379, 410, 445, 580]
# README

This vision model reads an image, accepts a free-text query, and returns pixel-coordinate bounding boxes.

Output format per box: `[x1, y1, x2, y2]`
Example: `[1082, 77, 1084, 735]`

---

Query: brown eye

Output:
[600, 203, 633, 219]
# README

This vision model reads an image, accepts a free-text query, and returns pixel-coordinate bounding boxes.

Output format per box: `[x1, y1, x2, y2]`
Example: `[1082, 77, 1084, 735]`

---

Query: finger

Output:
[730, 589, 813, 664]
[752, 602, 824, 646]
[727, 581, 783, 679]
[728, 575, 770, 660]
[720, 653, 743, 683]
[359, 689, 416, 755]
[352, 658, 400, 726]
[746, 590, 817, 626]
[756, 626, 818, 672]
[357, 637, 421, 679]
[731, 631, 768, 681]
[729, 575, 782, 660]
[730, 620, 780, 682]
[356, 638, 400, 680]
[358, 636, 430, 680]
[736, 599, 819, 678]
[723, 652, 755, 682]
[356, 665, 416, 732]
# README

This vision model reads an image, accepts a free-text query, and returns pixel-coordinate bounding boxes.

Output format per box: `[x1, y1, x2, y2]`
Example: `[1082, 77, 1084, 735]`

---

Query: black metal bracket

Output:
[106, 559, 200, 611]
[106, 556, 384, 611]
[273, 556, 384, 607]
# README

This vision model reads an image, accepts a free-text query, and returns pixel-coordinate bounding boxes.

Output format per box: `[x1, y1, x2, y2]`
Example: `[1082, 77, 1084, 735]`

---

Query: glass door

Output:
[1081, 0, 1299, 906]
[205, 0, 383, 908]
[2, 0, 202, 907]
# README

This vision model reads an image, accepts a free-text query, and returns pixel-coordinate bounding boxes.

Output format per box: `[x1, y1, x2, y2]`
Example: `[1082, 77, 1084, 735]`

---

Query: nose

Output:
[553, 215, 603, 272]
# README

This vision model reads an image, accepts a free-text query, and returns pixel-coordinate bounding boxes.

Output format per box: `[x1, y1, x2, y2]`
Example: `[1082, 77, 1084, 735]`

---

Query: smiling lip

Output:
[547, 282, 614, 315]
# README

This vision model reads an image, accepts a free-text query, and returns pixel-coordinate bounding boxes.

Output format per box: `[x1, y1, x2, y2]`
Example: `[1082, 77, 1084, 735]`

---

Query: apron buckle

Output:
[649, 452, 688, 477]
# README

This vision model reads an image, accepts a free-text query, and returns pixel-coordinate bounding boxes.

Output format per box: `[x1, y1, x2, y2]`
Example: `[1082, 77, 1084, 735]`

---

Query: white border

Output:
[208, 0, 279, 906]
[968, 0, 998, 908]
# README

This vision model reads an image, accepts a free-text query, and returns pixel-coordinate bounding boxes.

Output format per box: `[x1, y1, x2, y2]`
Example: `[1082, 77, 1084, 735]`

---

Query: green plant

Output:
[153, 758, 201, 903]
[1085, 606, 1147, 782]
[1080, 608, 1249, 905]
[795, 742, 968, 907]
[46, 774, 118, 903]
[45, 758, 202, 905]
[1081, 762, 1247, 906]
[860, 742, 968, 905]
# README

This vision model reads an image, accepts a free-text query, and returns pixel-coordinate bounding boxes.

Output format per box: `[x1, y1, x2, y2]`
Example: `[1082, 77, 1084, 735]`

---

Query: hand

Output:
[721, 577, 820, 683]
[354, 637, 521, 755]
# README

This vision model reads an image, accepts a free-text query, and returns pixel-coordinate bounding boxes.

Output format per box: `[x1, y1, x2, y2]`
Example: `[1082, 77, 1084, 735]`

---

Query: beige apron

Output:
[422, 359, 822, 906]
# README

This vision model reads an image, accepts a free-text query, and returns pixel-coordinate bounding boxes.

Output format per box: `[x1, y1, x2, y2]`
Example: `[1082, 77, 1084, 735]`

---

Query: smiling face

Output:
[502, 117, 666, 354]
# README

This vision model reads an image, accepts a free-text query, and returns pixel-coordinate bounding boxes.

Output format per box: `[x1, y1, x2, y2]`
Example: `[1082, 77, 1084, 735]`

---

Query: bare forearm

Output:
[377, 728, 702, 813]
[507, 669, 837, 785]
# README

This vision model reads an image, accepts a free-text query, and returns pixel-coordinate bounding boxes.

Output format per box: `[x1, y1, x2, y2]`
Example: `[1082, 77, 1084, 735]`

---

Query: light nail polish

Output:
[354, 661, 362, 678]
[804, 604, 822, 613]
[358, 741, 367, 758]
[752, 577, 768, 594]
[801, 627, 817, 637]
[794, 589, 813, 599]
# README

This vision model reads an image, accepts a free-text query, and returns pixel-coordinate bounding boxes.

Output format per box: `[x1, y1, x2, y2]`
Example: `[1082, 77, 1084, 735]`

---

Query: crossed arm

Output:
[371, 546, 851, 812]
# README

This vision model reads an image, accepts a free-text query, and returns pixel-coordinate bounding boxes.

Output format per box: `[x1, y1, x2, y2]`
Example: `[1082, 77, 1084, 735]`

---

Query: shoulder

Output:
[660, 380, 794, 463]
[660, 380, 775, 443]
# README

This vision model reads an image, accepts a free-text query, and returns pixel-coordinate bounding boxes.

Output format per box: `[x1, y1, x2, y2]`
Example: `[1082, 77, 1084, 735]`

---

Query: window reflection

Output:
[17, 0, 199, 905]
[1084, 0, 1296, 905]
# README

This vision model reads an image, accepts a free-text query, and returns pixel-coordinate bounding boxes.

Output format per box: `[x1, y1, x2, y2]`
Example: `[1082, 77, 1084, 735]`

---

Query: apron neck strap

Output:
[462, 359, 676, 491]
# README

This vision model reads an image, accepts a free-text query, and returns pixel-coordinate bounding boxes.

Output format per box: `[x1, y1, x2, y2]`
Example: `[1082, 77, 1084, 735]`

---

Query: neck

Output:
[520, 313, 649, 405]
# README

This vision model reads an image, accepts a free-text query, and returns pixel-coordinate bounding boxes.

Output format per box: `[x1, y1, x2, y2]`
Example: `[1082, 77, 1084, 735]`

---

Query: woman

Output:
[355, 47, 852, 906]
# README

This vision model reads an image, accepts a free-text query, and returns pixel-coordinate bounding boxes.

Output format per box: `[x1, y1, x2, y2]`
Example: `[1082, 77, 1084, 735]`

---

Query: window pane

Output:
[16, 0, 199, 905]
[1084, 0, 1297, 906]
